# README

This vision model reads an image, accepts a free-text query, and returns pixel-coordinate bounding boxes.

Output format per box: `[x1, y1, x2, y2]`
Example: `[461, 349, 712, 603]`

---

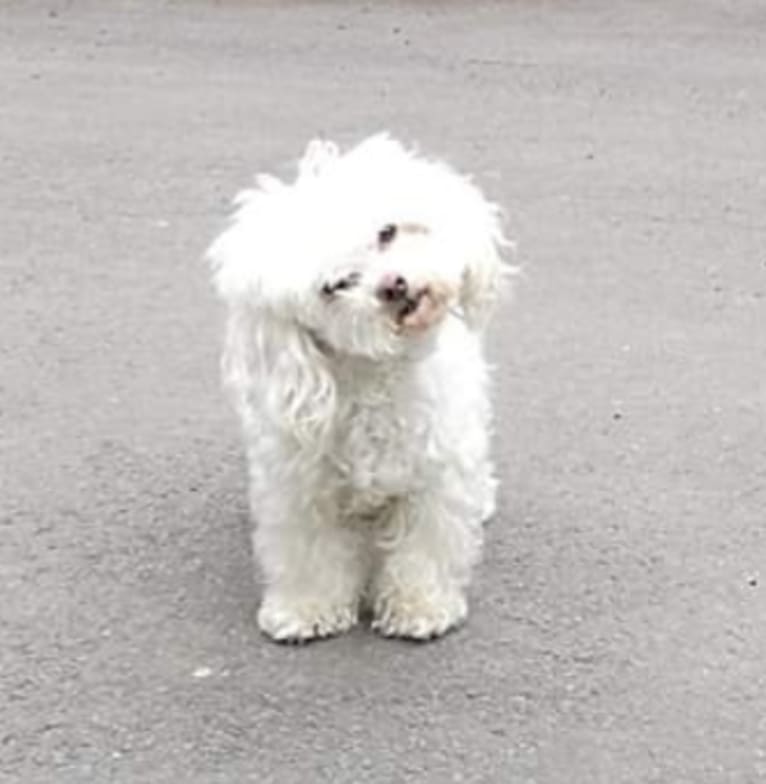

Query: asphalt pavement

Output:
[2, 1, 765, 782]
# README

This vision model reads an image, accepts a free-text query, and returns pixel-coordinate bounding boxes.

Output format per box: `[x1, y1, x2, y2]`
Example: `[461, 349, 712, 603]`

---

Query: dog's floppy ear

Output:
[208, 170, 336, 449]
[208, 140, 340, 310]
[208, 178, 295, 313]
[221, 306, 336, 449]
[458, 198, 514, 331]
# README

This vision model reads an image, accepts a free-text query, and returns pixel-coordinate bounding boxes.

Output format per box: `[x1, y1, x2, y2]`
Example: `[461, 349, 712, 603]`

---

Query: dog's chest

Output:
[331, 368, 433, 508]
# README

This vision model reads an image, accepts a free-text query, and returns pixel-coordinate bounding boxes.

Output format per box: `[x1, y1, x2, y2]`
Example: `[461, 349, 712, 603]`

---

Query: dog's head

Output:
[209, 135, 511, 442]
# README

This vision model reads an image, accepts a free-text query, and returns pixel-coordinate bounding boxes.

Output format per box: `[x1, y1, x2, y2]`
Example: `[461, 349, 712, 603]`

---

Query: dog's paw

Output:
[257, 596, 358, 643]
[371, 588, 467, 640]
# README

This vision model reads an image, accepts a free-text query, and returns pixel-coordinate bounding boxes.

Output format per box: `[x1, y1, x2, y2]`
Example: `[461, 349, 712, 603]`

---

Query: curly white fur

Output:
[208, 134, 512, 642]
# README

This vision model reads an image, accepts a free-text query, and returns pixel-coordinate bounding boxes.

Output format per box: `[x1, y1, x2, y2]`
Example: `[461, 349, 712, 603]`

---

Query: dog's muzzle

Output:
[376, 273, 451, 331]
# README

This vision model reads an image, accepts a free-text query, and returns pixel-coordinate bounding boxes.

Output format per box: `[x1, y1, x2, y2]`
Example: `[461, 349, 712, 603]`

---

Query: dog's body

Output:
[209, 135, 510, 641]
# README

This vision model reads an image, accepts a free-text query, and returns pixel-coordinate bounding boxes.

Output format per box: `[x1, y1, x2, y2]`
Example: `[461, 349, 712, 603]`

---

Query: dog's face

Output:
[300, 213, 463, 358]
[211, 135, 509, 361]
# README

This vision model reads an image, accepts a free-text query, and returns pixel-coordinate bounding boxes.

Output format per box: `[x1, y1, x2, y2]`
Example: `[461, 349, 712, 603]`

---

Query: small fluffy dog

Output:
[208, 134, 511, 642]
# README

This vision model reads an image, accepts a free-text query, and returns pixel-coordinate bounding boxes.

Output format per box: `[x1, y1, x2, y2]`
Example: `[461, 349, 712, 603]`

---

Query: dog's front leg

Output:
[370, 492, 482, 640]
[252, 480, 366, 643]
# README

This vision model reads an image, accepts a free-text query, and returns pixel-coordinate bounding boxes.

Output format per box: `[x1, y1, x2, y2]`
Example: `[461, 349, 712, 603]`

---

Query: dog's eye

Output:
[377, 224, 398, 248]
[321, 272, 360, 297]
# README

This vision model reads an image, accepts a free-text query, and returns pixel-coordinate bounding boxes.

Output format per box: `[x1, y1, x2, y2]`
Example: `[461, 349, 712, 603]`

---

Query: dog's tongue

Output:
[399, 288, 448, 331]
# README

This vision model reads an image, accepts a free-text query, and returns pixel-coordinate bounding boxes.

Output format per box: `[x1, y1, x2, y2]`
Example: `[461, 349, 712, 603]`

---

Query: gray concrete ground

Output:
[2, 1, 765, 782]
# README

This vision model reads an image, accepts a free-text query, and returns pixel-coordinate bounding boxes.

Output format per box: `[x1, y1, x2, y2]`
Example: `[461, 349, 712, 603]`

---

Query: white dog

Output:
[208, 134, 511, 642]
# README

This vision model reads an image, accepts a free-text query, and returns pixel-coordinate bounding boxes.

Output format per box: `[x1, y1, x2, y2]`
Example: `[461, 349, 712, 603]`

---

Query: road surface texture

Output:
[2, 1, 765, 782]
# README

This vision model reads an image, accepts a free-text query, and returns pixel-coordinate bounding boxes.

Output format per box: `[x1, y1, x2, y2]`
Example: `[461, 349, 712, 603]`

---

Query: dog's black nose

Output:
[377, 273, 408, 303]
